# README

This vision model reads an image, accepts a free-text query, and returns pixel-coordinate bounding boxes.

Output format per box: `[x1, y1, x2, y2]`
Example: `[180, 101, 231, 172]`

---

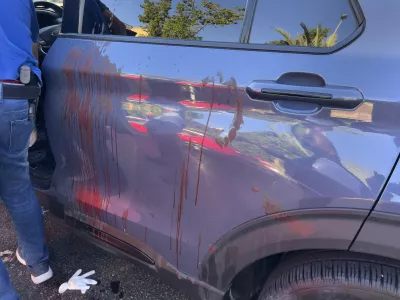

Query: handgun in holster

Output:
[0, 66, 41, 120]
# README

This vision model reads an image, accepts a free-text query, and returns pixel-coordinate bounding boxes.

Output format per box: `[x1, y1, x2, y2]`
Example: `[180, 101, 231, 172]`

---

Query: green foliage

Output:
[271, 28, 298, 46]
[269, 14, 348, 48]
[139, 0, 245, 40]
[139, 0, 172, 37]
[325, 30, 337, 47]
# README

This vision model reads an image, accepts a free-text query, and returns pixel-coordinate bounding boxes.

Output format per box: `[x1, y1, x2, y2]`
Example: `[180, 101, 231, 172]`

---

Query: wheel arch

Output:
[351, 211, 400, 262]
[199, 208, 369, 294]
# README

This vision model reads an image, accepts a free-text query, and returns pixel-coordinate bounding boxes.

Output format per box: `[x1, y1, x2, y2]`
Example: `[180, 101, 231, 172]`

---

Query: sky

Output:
[100, 0, 357, 44]
[101, 0, 245, 42]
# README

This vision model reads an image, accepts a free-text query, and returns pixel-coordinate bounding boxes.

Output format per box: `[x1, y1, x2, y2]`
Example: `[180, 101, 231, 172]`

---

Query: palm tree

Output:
[271, 28, 298, 46]
[270, 14, 348, 48]
[325, 14, 348, 47]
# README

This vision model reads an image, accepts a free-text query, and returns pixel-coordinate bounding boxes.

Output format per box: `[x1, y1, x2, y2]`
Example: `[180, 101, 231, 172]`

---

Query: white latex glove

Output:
[59, 269, 97, 294]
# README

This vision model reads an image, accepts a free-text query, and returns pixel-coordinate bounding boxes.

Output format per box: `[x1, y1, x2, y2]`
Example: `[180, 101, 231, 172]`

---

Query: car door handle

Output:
[246, 80, 364, 109]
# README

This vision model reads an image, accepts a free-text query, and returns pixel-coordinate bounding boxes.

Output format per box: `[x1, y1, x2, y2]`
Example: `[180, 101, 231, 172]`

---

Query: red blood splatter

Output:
[176, 81, 227, 89]
[286, 220, 315, 237]
[185, 138, 192, 199]
[194, 78, 215, 206]
[252, 186, 260, 193]
[122, 208, 129, 233]
[219, 77, 243, 147]
[62, 44, 124, 222]
[263, 196, 280, 215]
[178, 101, 233, 110]
[263, 196, 314, 237]
[208, 245, 217, 254]
[175, 162, 186, 268]
[178, 133, 238, 155]
[75, 186, 103, 219]
[139, 75, 143, 103]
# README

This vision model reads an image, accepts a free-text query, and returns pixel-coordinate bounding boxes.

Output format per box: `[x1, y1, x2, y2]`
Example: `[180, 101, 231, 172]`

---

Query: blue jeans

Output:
[0, 99, 49, 300]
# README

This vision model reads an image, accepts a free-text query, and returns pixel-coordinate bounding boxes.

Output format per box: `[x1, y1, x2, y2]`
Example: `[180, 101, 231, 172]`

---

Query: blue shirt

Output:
[0, 0, 41, 82]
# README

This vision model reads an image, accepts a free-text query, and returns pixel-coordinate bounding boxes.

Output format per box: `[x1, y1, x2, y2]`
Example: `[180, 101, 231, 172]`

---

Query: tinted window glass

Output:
[250, 0, 358, 48]
[83, 0, 247, 42]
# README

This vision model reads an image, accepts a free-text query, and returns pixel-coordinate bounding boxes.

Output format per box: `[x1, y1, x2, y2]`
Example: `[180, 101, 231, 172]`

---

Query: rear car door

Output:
[41, 0, 400, 294]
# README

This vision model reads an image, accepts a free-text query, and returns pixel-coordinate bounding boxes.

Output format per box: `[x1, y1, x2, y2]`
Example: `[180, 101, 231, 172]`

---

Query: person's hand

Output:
[59, 269, 97, 294]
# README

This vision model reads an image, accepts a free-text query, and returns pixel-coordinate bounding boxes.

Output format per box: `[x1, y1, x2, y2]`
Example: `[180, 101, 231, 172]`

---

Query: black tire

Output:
[259, 250, 400, 300]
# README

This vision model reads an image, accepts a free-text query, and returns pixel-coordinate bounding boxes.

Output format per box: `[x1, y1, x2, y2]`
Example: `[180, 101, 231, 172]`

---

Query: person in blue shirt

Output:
[0, 1, 52, 299]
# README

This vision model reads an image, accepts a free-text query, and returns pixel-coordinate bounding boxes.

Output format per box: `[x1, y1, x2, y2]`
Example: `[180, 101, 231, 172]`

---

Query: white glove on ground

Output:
[59, 269, 97, 294]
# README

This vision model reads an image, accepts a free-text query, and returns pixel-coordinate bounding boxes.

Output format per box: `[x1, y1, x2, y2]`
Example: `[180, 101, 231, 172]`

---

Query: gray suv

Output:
[31, 0, 400, 299]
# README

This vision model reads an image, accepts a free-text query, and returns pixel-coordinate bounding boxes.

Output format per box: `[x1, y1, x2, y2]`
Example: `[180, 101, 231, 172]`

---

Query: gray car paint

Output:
[39, 0, 400, 298]
[368, 159, 400, 215]
[350, 160, 400, 261]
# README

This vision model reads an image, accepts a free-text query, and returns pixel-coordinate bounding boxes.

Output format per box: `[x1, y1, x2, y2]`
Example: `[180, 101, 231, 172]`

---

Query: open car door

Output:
[37, 0, 400, 299]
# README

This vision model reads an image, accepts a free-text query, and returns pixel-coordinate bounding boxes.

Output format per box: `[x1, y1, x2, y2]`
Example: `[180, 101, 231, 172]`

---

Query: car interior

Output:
[31, 0, 138, 189]
[35, 1, 63, 59]
[29, 1, 64, 189]
[32, 0, 142, 187]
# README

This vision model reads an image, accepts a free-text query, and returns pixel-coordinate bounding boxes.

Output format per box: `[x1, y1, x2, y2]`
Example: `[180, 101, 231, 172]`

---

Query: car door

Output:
[41, 0, 400, 293]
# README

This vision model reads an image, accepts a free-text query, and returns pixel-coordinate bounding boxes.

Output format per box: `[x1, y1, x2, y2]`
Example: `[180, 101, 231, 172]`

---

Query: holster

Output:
[0, 74, 41, 120]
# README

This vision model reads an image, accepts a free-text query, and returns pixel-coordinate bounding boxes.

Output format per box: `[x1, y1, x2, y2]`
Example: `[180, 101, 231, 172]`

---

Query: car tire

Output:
[259, 250, 400, 300]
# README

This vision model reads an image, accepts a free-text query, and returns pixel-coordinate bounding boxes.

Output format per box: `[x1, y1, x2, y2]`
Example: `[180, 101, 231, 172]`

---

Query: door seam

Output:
[348, 152, 400, 249]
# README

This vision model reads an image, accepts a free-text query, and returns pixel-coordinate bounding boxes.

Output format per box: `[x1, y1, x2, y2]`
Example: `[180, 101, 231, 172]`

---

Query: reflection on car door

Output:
[41, 0, 400, 291]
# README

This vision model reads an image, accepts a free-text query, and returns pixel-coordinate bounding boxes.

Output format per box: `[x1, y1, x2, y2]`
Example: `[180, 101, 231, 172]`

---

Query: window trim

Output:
[63, 0, 365, 55]
[239, 0, 258, 43]
[349, 0, 365, 25]
[78, 0, 86, 34]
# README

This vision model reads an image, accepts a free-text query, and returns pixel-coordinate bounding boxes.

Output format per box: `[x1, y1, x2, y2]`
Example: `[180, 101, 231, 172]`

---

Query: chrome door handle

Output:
[246, 80, 364, 109]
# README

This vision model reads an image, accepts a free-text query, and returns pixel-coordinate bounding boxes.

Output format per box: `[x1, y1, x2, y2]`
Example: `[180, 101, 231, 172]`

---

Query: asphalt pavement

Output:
[0, 203, 191, 300]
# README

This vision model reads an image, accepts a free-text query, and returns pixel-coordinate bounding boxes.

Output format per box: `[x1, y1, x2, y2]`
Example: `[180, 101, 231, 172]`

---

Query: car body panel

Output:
[367, 158, 400, 215]
[200, 208, 368, 292]
[41, 0, 400, 297]
[350, 159, 400, 262]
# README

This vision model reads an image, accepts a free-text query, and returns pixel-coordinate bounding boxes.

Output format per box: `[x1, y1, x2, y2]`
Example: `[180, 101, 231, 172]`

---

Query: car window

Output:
[249, 0, 358, 48]
[83, 0, 247, 42]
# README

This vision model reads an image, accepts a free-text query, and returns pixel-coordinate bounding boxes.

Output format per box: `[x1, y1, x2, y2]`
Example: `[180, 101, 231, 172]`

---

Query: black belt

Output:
[1, 75, 41, 120]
